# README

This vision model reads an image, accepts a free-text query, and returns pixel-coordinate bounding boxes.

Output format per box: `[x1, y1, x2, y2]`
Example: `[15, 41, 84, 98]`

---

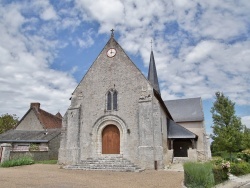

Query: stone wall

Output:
[16, 110, 43, 130]
[0, 143, 12, 163]
[5, 134, 60, 161]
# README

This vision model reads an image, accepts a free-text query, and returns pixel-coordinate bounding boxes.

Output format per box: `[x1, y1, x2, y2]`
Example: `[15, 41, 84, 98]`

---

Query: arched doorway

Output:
[102, 125, 120, 154]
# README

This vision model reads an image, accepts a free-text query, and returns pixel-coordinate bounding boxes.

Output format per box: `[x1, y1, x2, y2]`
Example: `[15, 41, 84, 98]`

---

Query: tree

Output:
[211, 92, 244, 157]
[242, 126, 250, 149]
[0, 113, 19, 134]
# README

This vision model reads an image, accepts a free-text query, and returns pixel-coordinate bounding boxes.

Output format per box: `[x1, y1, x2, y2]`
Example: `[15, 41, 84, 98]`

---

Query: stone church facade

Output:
[58, 32, 210, 170]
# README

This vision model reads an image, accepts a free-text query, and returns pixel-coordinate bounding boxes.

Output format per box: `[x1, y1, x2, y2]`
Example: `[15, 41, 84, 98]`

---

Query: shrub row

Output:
[230, 161, 250, 176]
[0, 157, 34, 167]
[184, 162, 215, 188]
[184, 160, 250, 187]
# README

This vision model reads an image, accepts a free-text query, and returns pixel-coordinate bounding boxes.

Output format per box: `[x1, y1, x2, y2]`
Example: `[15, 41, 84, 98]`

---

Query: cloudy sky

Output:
[0, 0, 250, 134]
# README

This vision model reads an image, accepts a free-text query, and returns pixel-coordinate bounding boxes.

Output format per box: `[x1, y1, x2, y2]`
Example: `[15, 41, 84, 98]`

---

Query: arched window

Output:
[106, 89, 118, 111]
[107, 91, 112, 110]
[113, 91, 117, 110]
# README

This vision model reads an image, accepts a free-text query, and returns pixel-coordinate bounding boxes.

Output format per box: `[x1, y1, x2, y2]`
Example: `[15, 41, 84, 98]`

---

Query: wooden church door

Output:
[102, 125, 120, 154]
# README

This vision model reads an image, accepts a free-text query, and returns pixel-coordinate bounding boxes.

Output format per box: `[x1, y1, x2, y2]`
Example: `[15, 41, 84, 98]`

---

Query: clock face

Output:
[107, 48, 116, 58]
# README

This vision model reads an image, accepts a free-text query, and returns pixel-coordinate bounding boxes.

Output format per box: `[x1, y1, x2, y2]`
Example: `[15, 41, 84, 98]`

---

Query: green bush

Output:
[0, 157, 34, 167]
[184, 162, 215, 188]
[237, 149, 250, 162]
[212, 166, 229, 185]
[211, 158, 230, 184]
[230, 161, 250, 176]
[29, 143, 39, 151]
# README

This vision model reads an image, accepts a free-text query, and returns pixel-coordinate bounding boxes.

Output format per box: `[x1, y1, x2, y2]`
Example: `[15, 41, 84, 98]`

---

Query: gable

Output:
[15, 103, 62, 131]
[73, 36, 152, 96]
[68, 36, 157, 133]
[16, 109, 44, 131]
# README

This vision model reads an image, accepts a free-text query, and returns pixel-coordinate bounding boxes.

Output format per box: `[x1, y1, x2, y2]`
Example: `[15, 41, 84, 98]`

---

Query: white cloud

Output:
[75, 0, 124, 32]
[40, 6, 58, 21]
[1, 0, 250, 121]
[76, 29, 94, 49]
[0, 1, 77, 118]
[242, 116, 250, 128]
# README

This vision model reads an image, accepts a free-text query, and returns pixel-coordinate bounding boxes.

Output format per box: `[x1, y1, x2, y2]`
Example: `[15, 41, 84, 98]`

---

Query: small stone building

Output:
[58, 32, 211, 171]
[0, 103, 62, 162]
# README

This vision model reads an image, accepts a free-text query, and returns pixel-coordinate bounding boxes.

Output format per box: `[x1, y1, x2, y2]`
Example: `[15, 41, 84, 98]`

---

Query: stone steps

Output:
[63, 157, 143, 172]
[172, 157, 190, 164]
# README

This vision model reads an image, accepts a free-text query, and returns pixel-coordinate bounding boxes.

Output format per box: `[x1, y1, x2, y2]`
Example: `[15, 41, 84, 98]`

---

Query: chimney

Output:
[30, 103, 40, 110]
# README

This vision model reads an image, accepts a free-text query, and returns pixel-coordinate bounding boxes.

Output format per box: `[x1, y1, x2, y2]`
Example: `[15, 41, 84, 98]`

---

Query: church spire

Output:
[148, 50, 161, 95]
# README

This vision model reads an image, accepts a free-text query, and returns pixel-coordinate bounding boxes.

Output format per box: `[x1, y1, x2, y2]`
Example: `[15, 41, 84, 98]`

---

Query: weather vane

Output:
[150, 39, 153, 51]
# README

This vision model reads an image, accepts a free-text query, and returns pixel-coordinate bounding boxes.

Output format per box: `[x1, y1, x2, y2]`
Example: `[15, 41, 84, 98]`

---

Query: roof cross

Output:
[111, 29, 114, 37]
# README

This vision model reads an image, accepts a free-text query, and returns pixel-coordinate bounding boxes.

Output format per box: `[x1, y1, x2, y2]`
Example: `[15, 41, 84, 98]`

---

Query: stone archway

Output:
[102, 125, 120, 154]
[92, 115, 128, 156]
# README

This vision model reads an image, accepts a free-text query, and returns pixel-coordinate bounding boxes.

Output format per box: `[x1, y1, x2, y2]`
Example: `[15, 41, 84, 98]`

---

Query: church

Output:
[58, 31, 210, 171]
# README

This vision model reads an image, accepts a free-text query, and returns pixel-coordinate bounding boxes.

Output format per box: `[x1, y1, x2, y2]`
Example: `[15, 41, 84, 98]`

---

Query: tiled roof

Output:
[164, 97, 204, 122]
[35, 108, 62, 129]
[167, 119, 197, 139]
[0, 129, 61, 143]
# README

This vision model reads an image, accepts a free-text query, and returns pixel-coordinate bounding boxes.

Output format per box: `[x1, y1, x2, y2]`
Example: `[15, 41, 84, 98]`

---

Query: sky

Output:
[0, 0, 250, 135]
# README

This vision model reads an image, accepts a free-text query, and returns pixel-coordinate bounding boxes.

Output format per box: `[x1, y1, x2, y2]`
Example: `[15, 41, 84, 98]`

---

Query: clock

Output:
[107, 48, 116, 58]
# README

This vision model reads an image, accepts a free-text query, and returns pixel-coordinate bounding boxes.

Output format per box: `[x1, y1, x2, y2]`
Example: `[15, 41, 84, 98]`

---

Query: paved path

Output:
[215, 174, 250, 188]
[0, 164, 184, 188]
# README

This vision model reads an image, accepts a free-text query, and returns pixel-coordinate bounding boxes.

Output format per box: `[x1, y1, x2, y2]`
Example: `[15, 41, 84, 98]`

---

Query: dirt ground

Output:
[0, 164, 184, 188]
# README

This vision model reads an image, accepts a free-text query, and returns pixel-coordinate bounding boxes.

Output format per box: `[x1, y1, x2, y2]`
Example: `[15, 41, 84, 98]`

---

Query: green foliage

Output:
[35, 160, 57, 164]
[237, 149, 250, 162]
[212, 167, 229, 185]
[0, 157, 34, 167]
[211, 92, 244, 155]
[0, 113, 19, 134]
[242, 127, 250, 149]
[29, 143, 39, 151]
[221, 152, 238, 163]
[184, 162, 215, 188]
[211, 158, 230, 184]
[230, 161, 250, 176]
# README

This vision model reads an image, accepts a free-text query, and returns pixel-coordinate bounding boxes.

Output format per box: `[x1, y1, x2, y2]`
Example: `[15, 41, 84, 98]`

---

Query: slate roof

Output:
[164, 97, 204, 122]
[148, 51, 160, 94]
[16, 103, 62, 129]
[167, 119, 197, 139]
[0, 129, 61, 143]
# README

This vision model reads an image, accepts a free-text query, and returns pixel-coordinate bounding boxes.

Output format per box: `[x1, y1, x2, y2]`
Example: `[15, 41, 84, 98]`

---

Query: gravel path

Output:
[0, 164, 184, 188]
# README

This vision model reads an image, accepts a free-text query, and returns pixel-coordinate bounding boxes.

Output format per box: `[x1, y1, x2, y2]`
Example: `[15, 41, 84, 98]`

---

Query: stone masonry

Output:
[58, 35, 171, 170]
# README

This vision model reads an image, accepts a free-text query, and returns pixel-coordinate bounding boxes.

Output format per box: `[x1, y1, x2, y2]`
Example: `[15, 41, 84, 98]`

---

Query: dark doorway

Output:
[173, 140, 192, 157]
